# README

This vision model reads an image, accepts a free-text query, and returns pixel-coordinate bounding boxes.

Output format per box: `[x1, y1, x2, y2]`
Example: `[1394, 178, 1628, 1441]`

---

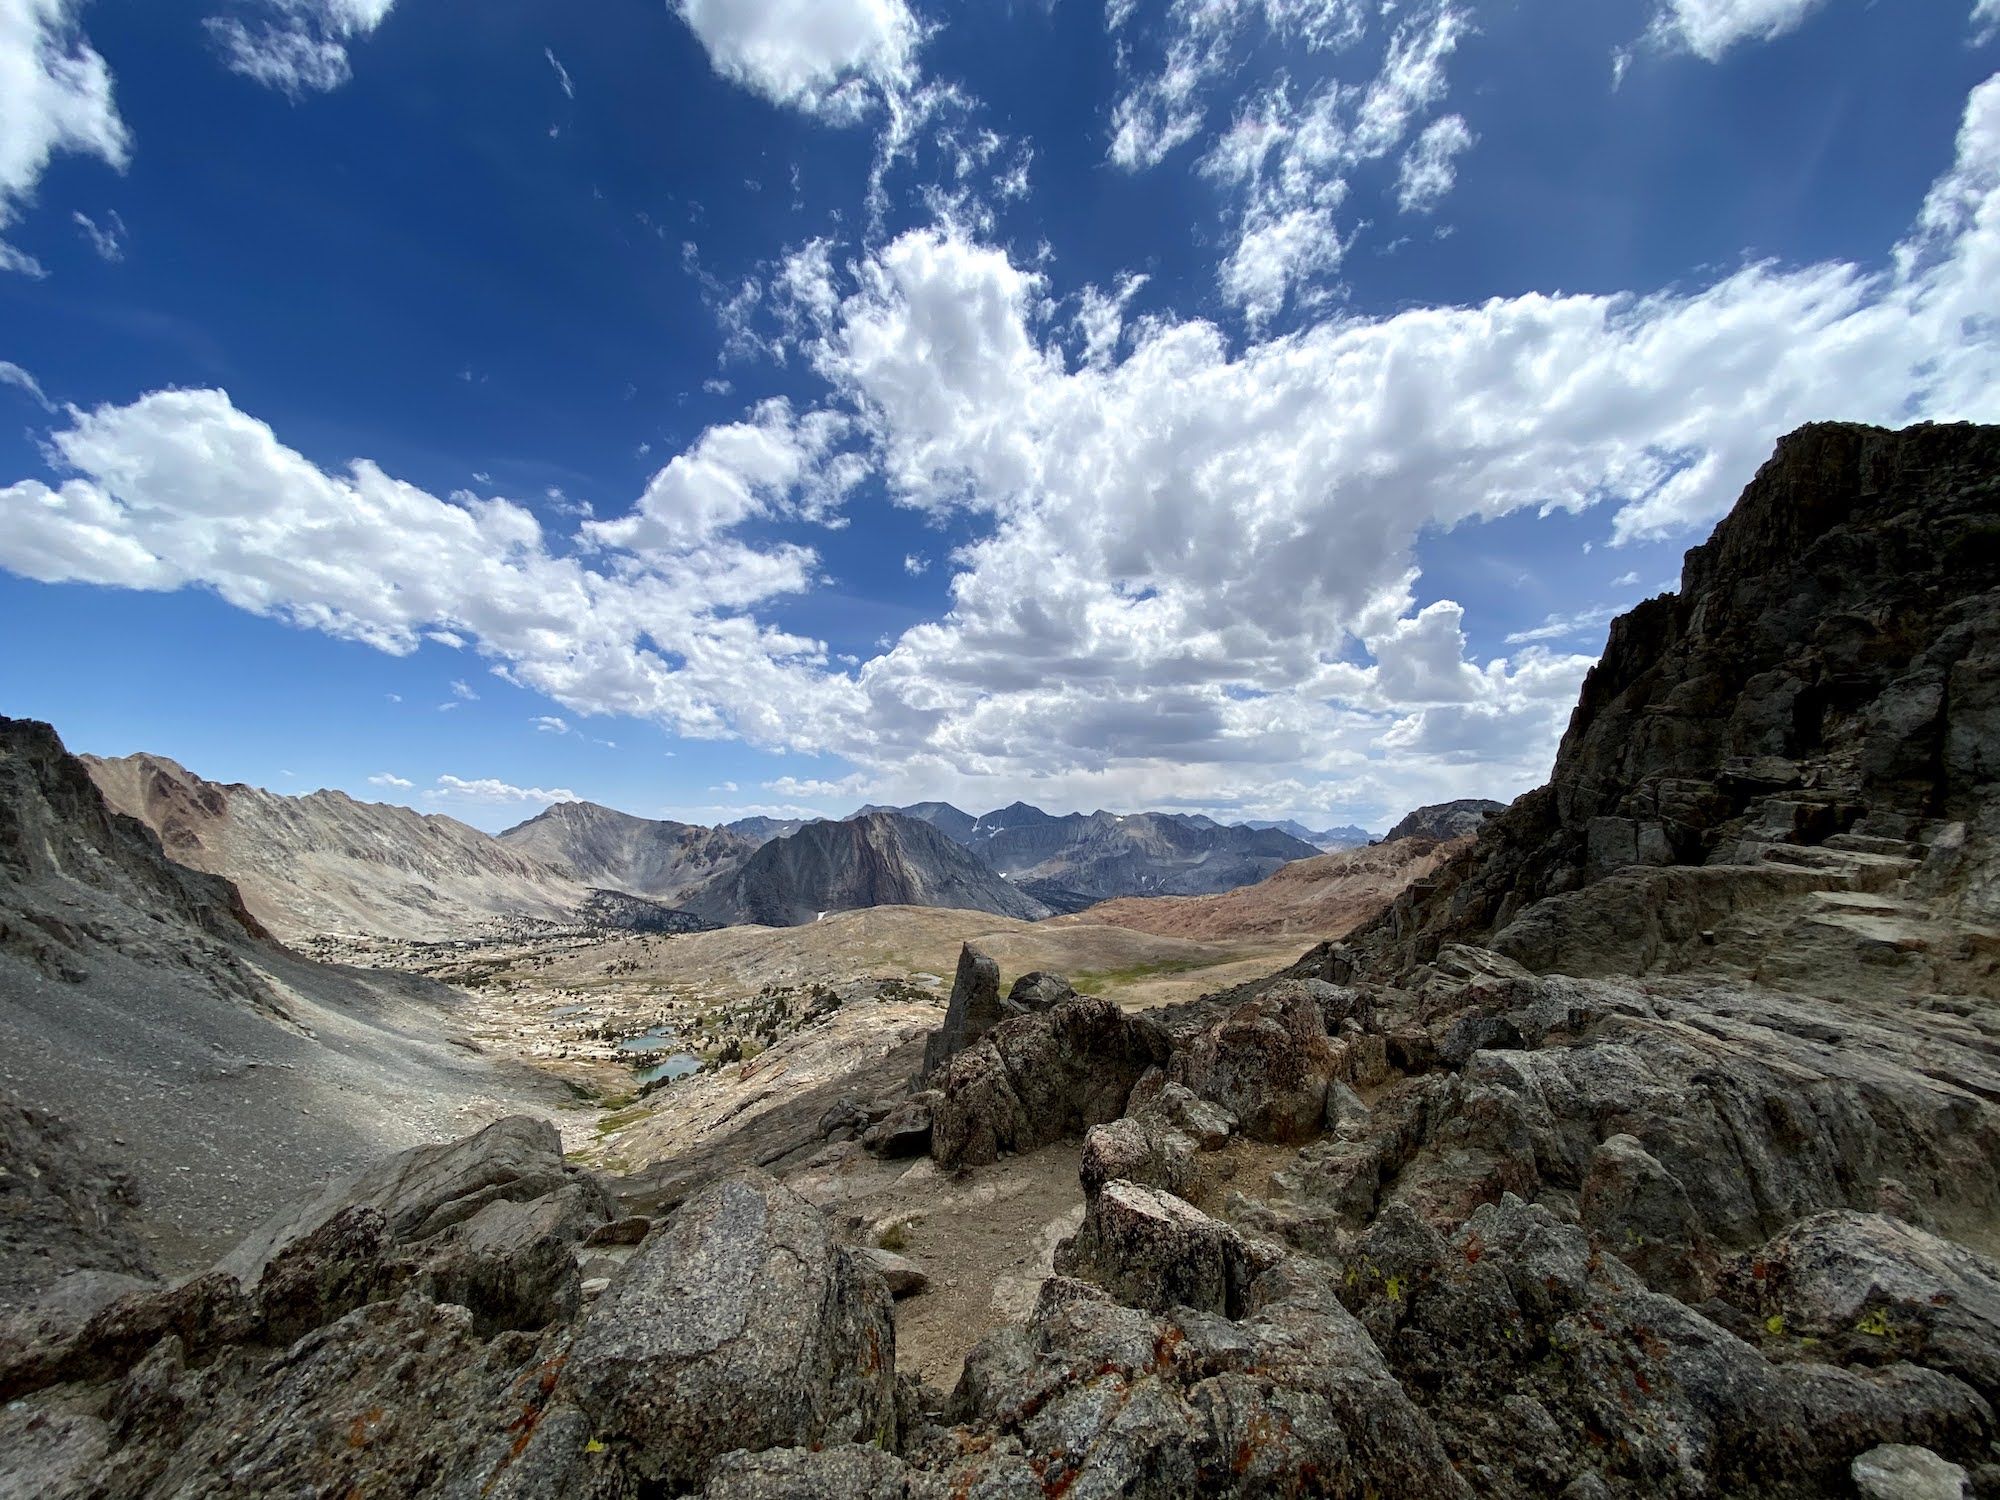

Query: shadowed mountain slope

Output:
[2, 719, 565, 1274]
[683, 811, 1053, 927]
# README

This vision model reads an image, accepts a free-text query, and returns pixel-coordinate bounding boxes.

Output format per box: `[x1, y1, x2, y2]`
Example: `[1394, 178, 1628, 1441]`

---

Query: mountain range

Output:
[1239, 818, 1376, 849]
[856, 801, 1329, 906]
[84, 752, 621, 943]
[82, 757, 1430, 938]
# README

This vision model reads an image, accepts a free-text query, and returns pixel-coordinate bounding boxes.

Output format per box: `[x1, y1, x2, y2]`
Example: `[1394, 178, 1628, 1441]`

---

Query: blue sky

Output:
[1, 0, 1996, 833]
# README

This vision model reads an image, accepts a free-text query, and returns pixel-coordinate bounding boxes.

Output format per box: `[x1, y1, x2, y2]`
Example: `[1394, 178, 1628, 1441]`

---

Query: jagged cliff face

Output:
[683, 811, 1053, 927]
[1360, 421, 2000, 977]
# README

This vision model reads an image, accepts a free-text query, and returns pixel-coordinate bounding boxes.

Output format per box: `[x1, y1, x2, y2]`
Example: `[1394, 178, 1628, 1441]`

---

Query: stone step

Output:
[1752, 842, 1920, 892]
[1823, 832, 1928, 860]
[1806, 889, 1910, 914]
[1800, 911, 1933, 955]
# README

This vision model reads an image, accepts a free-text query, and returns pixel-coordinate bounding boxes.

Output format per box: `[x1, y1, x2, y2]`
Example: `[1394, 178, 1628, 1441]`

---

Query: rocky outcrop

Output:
[0, 1124, 897, 1499]
[684, 811, 1052, 927]
[942, 1261, 1472, 1498]
[918, 943, 1003, 1077]
[929, 996, 1169, 1168]
[531, 1170, 896, 1490]
[1165, 979, 1371, 1142]
[1331, 1193, 1993, 1496]
[1354, 422, 2000, 981]
[1727, 1211, 2000, 1405]
[919, 947, 1080, 1078]
[1053, 1178, 1264, 1315]
[1383, 798, 1504, 842]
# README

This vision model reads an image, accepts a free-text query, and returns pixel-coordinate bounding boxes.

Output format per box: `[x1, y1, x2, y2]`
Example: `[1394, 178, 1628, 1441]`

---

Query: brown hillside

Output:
[1059, 835, 1462, 942]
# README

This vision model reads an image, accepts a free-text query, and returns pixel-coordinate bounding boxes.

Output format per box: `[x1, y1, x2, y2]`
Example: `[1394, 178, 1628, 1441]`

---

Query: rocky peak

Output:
[1382, 799, 1504, 843]
[1353, 419, 2000, 976]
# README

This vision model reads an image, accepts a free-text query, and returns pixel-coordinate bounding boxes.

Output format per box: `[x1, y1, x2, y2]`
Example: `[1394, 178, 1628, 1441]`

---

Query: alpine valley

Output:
[3, 423, 1998, 1499]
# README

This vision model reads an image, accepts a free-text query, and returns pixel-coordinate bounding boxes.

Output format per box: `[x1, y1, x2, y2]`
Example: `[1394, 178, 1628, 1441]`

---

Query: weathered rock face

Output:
[1053, 1178, 1260, 1316]
[0, 1124, 903, 1500]
[1332, 1193, 1994, 1497]
[1165, 980, 1346, 1142]
[1726, 1211, 2000, 1405]
[941, 1262, 1473, 1498]
[928, 996, 1169, 1168]
[0, 1118, 615, 1495]
[1384, 798, 1505, 843]
[1354, 422, 2000, 978]
[922, 956, 1084, 1080]
[539, 1170, 897, 1490]
[918, 943, 1003, 1078]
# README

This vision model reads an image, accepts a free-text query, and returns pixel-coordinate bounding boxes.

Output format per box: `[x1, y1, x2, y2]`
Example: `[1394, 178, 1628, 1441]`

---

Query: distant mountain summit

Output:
[856, 801, 978, 843]
[724, 815, 814, 845]
[1384, 799, 1505, 843]
[861, 800, 1324, 902]
[969, 809, 1320, 902]
[682, 810, 1052, 927]
[498, 800, 753, 904]
[968, 801, 1065, 839]
[1242, 818, 1376, 850]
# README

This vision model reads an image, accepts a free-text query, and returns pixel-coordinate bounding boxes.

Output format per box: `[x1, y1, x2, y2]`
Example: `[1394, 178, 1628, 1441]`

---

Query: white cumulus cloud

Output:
[0, 0, 129, 271]
[5, 74, 2000, 827]
[1643, 0, 1827, 60]
[674, 0, 922, 121]
[0, 386, 865, 749]
[366, 772, 413, 789]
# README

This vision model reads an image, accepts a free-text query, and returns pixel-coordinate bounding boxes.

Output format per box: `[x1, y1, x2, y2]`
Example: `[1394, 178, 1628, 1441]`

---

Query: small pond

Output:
[615, 1028, 678, 1053]
[634, 1052, 702, 1087]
